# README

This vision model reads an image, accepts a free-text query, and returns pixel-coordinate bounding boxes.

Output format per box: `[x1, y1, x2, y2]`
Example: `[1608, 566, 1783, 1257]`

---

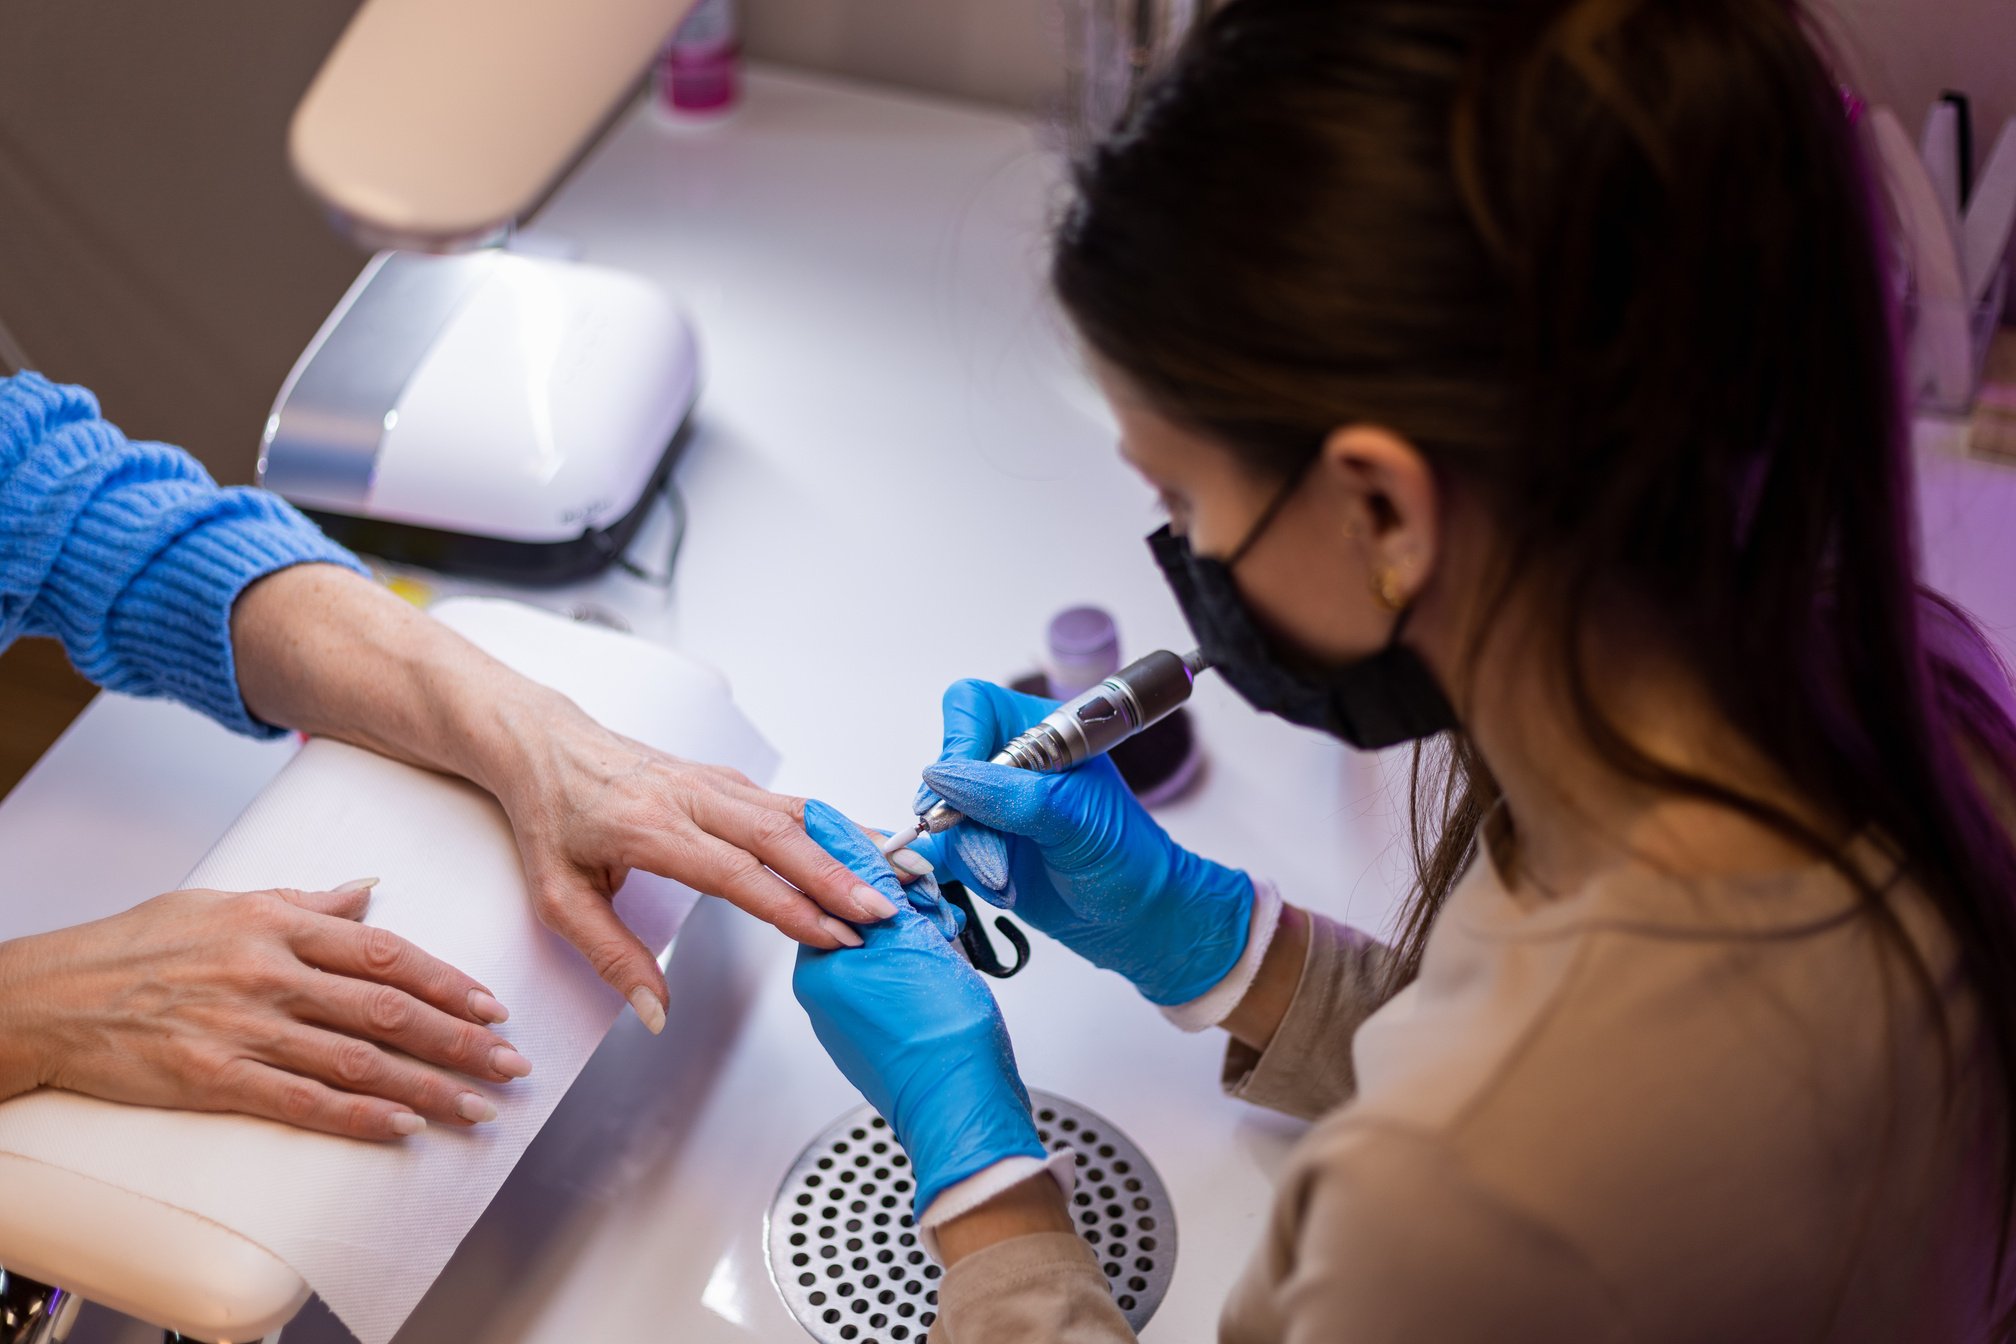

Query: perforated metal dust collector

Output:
[765, 1091, 1176, 1343]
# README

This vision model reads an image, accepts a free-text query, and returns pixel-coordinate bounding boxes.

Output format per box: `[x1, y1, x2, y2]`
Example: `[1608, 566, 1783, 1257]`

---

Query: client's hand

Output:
[230, 563, 904, 1040]
[792, 801, 1047, 1216]
[0, 881, 528, 1140]
[492, 721, 902, 1034]
[913, 678, 1255, 1005]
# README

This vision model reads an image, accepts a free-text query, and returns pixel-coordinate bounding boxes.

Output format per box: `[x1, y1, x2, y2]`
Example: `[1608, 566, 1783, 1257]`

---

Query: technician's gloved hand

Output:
[792, 800, 1049, 1215]
[912, 679, 1254, 1006]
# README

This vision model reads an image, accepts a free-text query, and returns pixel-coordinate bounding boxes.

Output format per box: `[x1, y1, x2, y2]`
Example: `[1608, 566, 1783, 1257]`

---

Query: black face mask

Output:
[1147, 481, 1457, 749]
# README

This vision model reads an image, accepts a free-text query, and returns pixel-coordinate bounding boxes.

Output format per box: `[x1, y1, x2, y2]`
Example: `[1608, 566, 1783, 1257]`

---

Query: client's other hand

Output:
[0, 880, 528, 1140]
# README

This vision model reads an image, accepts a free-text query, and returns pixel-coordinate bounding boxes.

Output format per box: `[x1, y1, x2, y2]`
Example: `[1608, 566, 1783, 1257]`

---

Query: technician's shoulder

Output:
[1339, 855, 1983, 1343]
[1220, 1116, 1631, 1344]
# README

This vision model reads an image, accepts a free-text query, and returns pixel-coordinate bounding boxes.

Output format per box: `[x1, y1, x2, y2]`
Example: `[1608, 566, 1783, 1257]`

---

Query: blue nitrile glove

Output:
[792, 799, 1047, 1215]
[911, 679, 1255, 1006]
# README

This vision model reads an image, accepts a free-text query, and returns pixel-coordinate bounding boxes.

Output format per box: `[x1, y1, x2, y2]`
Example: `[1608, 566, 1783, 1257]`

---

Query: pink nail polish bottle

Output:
[657, 0, 741, 116]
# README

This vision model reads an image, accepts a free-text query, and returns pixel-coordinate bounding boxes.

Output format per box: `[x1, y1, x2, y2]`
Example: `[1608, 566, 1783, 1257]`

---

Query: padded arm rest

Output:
[0, 1153, 308, 1339]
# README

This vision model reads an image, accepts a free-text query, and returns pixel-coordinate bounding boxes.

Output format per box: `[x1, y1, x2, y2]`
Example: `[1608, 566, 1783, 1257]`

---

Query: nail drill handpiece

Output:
[881, 648, 1208, 853]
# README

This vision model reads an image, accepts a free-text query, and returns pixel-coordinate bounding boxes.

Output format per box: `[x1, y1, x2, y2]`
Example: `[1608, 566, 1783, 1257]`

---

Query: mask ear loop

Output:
[1232, 452, 1418, 650]
[1382, 596, 1422, 649]
[1224, 452, 1321, 569]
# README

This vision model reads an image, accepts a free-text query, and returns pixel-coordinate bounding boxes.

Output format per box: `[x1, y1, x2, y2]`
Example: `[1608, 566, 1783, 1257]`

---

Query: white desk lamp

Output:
[255, 0, 710, 586]
[291, 0, 702, 251]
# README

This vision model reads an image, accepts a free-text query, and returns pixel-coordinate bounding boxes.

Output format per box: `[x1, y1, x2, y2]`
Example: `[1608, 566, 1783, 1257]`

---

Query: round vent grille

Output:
[764, 1090, 1176, 1343]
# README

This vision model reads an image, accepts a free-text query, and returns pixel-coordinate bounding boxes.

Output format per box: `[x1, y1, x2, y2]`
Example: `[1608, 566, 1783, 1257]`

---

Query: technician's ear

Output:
[1317, 424, 1439, 607]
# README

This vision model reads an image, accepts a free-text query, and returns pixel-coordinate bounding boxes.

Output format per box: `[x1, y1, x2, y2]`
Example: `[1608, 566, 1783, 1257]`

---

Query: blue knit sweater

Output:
[0, 372, 366, 738]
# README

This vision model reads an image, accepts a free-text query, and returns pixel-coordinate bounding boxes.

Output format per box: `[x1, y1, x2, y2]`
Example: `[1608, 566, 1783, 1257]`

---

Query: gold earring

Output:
[1372, 565, 1408, 612]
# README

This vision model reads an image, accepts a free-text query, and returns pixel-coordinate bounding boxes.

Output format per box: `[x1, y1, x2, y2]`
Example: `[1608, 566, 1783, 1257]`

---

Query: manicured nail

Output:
[820, 916, 866, 948]
[629, 986, 667, 1035]
[456, 1092, 498, 1124]
[335, 877, 380, 894]
[889, 848, 934, 878]
[853, 885, 900, 920]
[468, 990, 510, 1024]
[390, 1111, 426, 1137]
[491, 1045, 532, 1079]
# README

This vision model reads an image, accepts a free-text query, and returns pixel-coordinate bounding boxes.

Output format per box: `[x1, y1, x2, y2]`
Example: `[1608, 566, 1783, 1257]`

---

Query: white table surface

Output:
[14, 64, 2016, 1344]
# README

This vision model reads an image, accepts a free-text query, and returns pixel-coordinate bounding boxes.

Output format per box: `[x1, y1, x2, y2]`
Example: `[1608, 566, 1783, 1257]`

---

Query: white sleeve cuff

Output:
[1157, 877, 1283, 1033]
[916, 1149, 1078, 1262]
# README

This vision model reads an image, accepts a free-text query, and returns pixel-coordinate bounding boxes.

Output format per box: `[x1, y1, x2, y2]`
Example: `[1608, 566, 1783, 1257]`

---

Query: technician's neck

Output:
[1412, 590, 1824, 900]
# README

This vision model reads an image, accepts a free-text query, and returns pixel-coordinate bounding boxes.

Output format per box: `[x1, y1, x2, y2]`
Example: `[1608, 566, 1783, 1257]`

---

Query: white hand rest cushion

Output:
[0, 599, 778, 1344]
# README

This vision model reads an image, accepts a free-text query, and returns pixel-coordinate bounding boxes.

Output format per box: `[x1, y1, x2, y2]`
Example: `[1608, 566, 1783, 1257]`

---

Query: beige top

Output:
[936, 842, 2007, 1342]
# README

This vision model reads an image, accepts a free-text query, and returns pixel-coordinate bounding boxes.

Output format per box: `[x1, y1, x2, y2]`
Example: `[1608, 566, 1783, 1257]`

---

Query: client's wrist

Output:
[458, 676, 599, 808]
[933, 1164, 1076, 1268]
[0, 936, 52, 1100]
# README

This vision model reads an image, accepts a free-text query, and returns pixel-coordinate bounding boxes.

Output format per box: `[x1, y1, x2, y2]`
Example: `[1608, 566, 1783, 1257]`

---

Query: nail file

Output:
[1922, 100, 1964, 253]
[1963, 117, 2016, 308]
[1872, 106, 1974, 407]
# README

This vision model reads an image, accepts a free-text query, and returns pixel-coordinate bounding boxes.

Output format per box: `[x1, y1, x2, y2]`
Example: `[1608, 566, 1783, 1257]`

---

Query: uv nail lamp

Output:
[258, 249, 698, 584]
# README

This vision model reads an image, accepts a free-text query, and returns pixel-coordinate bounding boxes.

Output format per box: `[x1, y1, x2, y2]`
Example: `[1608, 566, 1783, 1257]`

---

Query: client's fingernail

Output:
[854, 885, 900, 920]
[335, 877, 380, 894]
[468, 989, 510, 1024]
[456, 1092, 498, 1124]
[628, 986, 667, 1035]
[889, 848, 934, 878]
[390, 1111, 426, 1137]
[820, 916, 866, 948]
[491, 1045, 532, 1079]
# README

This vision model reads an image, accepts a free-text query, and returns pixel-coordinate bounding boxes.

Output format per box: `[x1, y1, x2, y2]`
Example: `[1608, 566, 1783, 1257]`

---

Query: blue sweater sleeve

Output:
[0, 371, 368, 738]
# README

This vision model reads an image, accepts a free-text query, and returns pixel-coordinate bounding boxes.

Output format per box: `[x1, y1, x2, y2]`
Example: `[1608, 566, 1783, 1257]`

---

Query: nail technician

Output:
[794, 0, 2016, 1339]
[0, 372, 891, 1142]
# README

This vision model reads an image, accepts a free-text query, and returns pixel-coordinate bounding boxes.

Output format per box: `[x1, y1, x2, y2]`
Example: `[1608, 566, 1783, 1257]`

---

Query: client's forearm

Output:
[229, 564, 573, 797]
[0, 939, 41, 1102]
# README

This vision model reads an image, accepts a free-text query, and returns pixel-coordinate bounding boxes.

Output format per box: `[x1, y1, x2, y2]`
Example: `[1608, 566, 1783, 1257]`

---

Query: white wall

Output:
[748, 0, 2016, 181]
[745, 0, 1061, 112]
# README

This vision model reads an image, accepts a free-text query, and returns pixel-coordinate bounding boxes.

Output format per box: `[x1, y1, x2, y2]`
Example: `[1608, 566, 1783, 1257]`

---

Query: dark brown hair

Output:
[1054, 0, 2016, 1298]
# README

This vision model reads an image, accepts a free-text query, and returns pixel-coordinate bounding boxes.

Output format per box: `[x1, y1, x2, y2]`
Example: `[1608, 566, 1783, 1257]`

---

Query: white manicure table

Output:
[3, 66, 2013, 1344]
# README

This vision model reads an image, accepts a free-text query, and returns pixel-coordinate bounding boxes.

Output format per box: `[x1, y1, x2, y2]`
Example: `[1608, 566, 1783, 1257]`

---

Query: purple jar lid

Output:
[1044, 606, 1120, 699]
